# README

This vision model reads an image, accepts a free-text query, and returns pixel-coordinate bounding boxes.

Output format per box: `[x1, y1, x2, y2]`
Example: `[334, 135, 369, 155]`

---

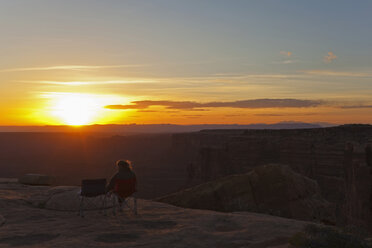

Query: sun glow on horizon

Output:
[52, 94, 98, 125]
[43, 92, 128, 126]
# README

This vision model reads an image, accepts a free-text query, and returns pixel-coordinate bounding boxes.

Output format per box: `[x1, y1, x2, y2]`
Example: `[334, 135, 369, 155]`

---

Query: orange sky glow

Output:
[0, 1, 371, 126]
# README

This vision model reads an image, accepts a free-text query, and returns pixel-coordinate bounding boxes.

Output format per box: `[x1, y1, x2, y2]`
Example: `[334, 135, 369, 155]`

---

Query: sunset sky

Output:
[1, 0, 371, 125]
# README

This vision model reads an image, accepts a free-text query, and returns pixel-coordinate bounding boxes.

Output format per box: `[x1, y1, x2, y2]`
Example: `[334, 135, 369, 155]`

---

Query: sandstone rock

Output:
[0, 178, 18, 184]
[0, 181, 310, 248]
[45, 186, 114, 211]
[158, 164, 333, 222]
[0, 215, 4, 226]
[18, 174, 54, 186]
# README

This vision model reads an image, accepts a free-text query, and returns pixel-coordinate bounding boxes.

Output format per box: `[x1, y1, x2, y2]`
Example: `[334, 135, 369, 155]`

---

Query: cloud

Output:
[339, 105, 372, 109]
[136, 110, 159, 113]
[276, 51, 298, 64]
[255, 113, 317, 117]
[105, 99, 324, 111]
[273, 60, 299, 65]
[0, 64, 149, 72]
[324, 52, 337, 63]
[301, 70, 371, 78]
[182, 115, 204, 118]
[21, 79, 157, 85]
[254, 113, 284, 116]
[280, 51, 292, 57]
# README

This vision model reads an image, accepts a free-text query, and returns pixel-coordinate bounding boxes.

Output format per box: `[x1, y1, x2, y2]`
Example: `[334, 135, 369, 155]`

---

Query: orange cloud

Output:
[324, 52, 337, 63]
[105, 99, 324, 111]
[280, 51, 292, 57]
[339, 105, 372, 109]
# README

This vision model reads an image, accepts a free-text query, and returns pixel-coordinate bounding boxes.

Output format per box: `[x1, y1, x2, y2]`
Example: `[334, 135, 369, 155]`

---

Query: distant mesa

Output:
[0, 121, 335, 133]
[158, 164, 333, 223]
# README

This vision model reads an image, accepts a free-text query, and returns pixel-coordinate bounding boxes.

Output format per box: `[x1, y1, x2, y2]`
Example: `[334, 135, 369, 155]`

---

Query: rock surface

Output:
[18, 174, 54, 186]
[0, 178, 18, 184]
[158, 164, 332, 222]
[45, 186, 115, 211]
[0, 180, 309, 248]
[0, 215, 4, 226]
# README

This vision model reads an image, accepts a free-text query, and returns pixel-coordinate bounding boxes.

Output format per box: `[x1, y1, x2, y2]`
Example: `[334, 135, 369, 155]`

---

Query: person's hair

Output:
[116, 159, 133, 170]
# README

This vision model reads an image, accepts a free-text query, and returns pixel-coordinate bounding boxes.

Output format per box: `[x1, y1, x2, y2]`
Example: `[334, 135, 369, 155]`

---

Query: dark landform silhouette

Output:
[1, 123, 372, 246]
[0, 121, 334, 133]
[170, 124, 372, 229]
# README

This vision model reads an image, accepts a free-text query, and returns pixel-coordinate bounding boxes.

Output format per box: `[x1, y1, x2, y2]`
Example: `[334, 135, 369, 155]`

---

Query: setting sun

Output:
[51, 93, 99, 125]
[40, 92, 128, 126]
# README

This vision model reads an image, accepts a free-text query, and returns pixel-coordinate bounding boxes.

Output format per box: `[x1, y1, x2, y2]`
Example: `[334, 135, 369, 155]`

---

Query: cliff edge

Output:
[0, 178, 309, 248]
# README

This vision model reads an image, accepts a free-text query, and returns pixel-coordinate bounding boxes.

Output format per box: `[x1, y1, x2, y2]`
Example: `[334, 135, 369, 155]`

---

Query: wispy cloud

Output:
[137, 110, 159, 113]
[301, 70, 372, 78]
[105, 99, 324, 111]
[17, 73, 303, 86]
[275, 51, 299, 64]
[182, 114, 205, 118]
[324, 52, 337, 63]
[255, 113, 317, 117]
[280, 51, 292, 57]
[339, 105, 372, 109]
[20, 79, 158, 85]
[0, 64, 149, 72]
[273, 60, 299, 65]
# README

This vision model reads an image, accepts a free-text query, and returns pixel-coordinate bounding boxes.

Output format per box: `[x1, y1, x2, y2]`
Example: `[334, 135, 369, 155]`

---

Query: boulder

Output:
[18, 174, 54, 186]
[158, 164, 333, 222]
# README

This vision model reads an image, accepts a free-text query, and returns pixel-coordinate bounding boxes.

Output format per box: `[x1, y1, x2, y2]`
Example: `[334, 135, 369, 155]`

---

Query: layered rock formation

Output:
[172, 124, 372, 226]
[159, 164, 332, 222]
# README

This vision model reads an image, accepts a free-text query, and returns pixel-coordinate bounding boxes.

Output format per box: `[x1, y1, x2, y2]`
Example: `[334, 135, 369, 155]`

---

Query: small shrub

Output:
[289, 224, 371, 248]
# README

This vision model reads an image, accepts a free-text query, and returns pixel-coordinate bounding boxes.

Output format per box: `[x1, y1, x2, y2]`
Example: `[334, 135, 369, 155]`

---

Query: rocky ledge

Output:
[0, 179, 310, 248]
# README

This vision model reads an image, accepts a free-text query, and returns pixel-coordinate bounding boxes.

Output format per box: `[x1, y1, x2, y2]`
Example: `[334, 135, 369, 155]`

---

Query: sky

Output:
[0, 0, 371, 125]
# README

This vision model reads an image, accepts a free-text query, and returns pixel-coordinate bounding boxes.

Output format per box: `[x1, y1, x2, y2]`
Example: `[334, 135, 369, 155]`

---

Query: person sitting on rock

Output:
[106, 160, 137, 204]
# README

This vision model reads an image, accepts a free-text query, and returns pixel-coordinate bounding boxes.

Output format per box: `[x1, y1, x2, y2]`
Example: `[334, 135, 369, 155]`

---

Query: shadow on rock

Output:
[0, 233, 59, 246]
[94, 233, 140, 243]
